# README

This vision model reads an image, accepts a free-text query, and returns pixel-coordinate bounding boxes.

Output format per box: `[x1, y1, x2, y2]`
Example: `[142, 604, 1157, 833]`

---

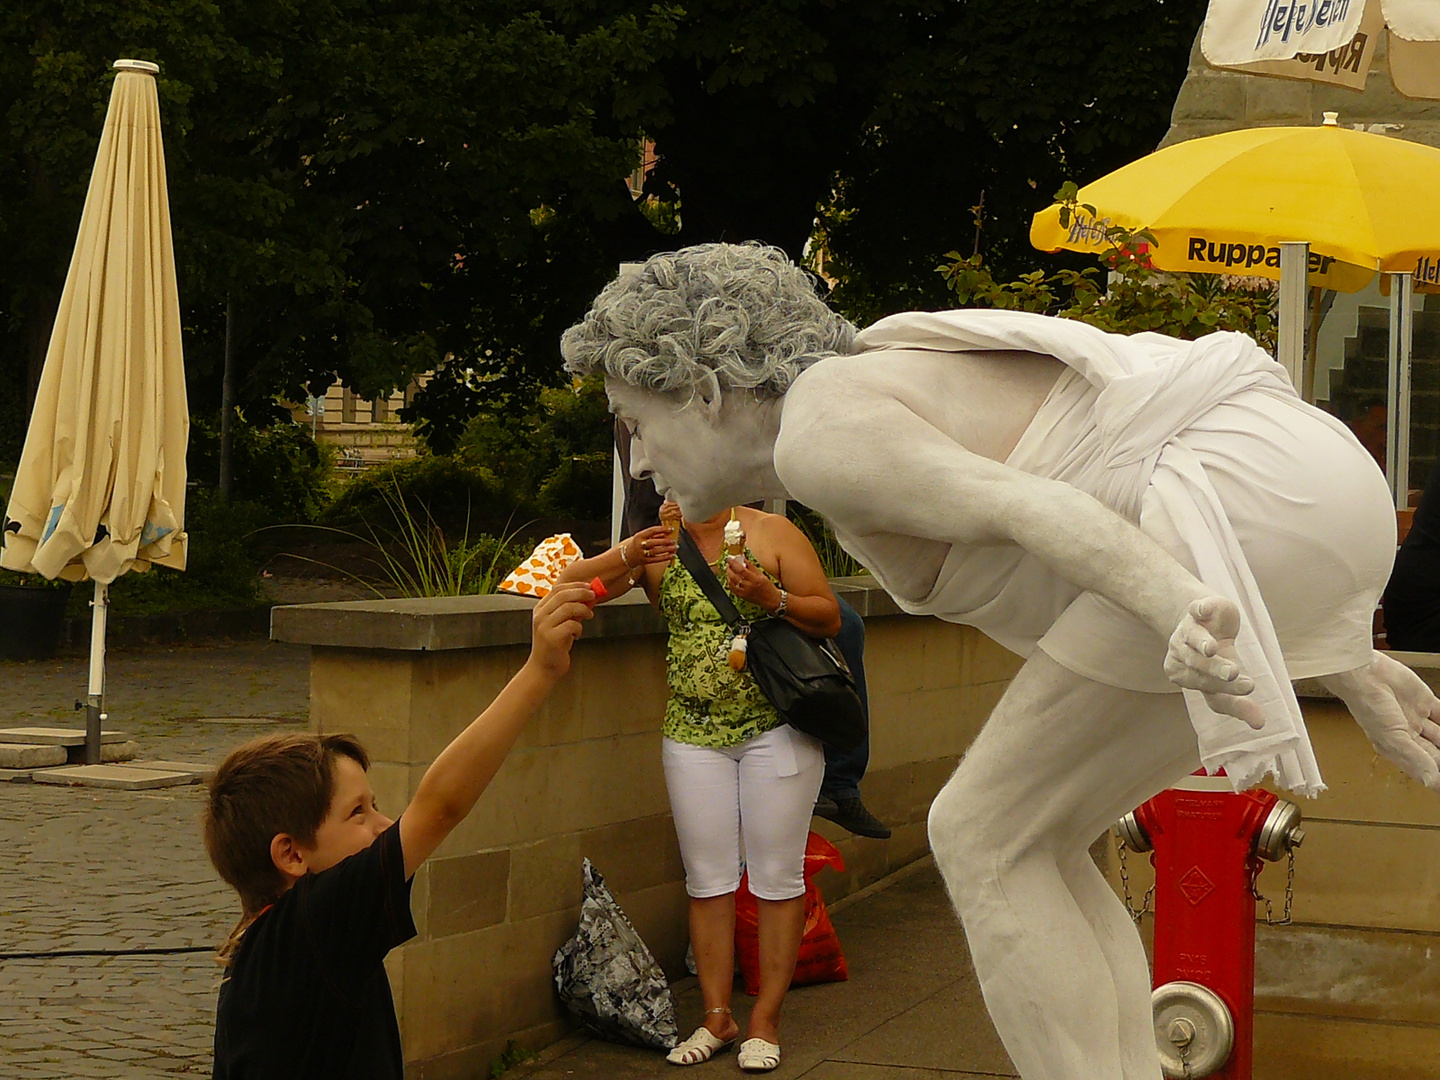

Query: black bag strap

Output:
[676, 527, 747, 630]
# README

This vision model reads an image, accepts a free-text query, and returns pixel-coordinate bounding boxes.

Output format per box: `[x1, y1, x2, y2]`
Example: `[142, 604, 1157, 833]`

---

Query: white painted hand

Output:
[1164, 597, 1264, 729]
[1322, 652, 1440, 792]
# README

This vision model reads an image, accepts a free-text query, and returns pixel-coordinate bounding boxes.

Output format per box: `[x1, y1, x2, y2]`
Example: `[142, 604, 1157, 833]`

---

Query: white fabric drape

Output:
[854, 310, 1331, 794]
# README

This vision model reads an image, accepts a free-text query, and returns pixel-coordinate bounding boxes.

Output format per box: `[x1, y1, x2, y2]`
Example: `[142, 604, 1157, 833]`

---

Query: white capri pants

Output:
[662, 726, 825, 902]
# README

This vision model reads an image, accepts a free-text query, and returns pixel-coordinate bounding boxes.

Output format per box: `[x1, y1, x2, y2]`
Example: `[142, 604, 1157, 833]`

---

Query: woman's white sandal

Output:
[737, 1038, 781, 1072]
[666, 1025, 734, 1066]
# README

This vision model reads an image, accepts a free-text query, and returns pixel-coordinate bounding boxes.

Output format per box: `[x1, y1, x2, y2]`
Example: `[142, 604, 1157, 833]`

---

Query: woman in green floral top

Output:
[561, 501, 841, 1072]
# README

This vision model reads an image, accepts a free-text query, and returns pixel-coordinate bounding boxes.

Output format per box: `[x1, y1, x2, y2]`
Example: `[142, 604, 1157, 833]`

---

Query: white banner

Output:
[1383, 0, 1440, 39]
[1209, 0, 1381, 89]
[1202, 0, 1369, 64]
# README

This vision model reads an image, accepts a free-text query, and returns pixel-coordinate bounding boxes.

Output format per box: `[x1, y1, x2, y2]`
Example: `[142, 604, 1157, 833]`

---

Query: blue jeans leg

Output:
[822, 596, 870, 801]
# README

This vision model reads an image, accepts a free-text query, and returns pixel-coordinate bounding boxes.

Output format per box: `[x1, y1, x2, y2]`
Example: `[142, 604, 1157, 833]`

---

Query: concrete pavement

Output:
[515, 861, 1017, 1080]
[1, 642, 308, 1079]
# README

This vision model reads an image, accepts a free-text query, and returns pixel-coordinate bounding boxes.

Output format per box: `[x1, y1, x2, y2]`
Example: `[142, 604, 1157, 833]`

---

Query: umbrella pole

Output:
[1277, 243, 1309, 393]
[84, 580, 109, 765]
[1387, 272, 1416, 509]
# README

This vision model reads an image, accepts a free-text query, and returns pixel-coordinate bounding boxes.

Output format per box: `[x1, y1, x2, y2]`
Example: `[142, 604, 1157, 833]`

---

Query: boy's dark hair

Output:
[204, 732, 370, 917]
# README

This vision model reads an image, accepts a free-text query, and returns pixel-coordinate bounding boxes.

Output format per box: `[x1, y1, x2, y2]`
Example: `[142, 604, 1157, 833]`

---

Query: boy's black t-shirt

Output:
[213, 819, 417, 1080]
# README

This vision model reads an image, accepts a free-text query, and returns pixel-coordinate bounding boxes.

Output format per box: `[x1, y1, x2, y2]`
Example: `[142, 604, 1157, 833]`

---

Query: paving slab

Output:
[85, 738, 141, 764]
[0, 726, 133, 746]
[0, 766, 37, 781]
[131, 759, 216, 778]
[31, 764, 201, 790]
[0, 742, 68, 768]
[1, 640, 307, 1078]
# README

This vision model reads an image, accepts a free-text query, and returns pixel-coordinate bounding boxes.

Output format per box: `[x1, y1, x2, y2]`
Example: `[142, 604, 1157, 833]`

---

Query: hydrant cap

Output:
[1255, 799, 1303, 862]
[1152, 981, 1235, 1078]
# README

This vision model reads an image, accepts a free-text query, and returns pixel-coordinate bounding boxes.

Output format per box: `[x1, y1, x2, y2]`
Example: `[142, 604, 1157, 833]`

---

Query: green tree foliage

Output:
[1, 1, 677, 458]
[813, 0, 1204, 323]
[3, 1, 1203, 464]
[453, 378, 614, 519]
[603, 0, 1199, 318]
[187, 415, 334, 523]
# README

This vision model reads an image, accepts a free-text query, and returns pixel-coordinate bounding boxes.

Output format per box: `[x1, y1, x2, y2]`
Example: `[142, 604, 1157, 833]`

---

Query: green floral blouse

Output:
[658, 548, 783, 748]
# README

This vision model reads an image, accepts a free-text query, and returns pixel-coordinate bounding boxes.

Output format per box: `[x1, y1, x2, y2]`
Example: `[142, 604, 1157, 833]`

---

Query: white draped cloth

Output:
[847, 310, 1392, 796]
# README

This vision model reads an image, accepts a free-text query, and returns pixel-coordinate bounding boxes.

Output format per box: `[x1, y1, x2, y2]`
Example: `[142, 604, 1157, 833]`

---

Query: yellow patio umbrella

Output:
[1031, 119, 1440, 507]
[1030, 123, 1440, 287]
[1, 60, 188, 764]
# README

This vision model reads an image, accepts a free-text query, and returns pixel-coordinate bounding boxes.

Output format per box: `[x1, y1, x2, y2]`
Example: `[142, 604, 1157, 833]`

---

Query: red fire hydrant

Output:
[1115, 773, 1304, 1079]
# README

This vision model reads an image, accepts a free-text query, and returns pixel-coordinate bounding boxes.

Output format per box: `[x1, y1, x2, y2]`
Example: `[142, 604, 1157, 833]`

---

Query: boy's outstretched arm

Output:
[399, 581, 595, 878]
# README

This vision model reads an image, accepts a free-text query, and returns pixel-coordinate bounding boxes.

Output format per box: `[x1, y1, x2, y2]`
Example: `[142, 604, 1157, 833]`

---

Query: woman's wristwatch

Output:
[772, 588, 788, 619]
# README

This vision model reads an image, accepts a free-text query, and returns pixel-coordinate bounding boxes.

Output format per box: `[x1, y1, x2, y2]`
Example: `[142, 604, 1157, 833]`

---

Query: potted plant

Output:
[0, 568, 74, 661]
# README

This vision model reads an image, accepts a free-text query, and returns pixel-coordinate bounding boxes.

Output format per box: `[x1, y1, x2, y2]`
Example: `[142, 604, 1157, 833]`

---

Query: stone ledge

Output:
[272, 576, 906, 651]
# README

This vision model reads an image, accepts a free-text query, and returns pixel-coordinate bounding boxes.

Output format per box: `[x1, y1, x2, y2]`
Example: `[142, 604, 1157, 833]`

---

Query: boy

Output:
[203, 582, 596, 1079]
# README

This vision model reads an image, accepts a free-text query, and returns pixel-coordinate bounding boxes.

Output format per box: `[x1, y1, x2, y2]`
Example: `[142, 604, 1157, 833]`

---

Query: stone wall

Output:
[272, 581, 1023, 1080]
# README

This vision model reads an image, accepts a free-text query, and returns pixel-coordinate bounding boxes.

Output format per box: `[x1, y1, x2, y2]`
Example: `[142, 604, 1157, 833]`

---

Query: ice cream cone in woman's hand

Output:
[724, 514, 745, 558]
[660, 500, 683, 544]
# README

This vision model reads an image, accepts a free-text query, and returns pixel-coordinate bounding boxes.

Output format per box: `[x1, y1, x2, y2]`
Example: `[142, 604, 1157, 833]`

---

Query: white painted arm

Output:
[776, 387, 1259, 721]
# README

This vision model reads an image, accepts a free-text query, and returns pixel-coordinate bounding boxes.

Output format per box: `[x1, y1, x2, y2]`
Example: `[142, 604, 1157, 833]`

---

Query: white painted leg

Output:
[928, 651, 1199, 1080]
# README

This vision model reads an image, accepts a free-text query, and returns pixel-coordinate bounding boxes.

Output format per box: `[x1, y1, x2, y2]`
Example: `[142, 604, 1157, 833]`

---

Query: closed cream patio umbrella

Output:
[1, 60, 188, 764]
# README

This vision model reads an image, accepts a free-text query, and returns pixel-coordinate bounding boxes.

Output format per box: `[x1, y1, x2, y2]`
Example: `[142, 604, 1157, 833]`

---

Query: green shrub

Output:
[0, 567, 72, 590]
[322, 455, 512, 535]
[536, 450, 612, 519]
[103, 488, 267, 616]
[304, 474, 530, 597]
[488, 1040, 536, 1079]
[189, 413, 334, 523]
[455, 380, 613, 519]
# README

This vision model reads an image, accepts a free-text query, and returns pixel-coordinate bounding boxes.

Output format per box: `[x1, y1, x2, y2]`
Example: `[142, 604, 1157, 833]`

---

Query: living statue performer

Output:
[561, 243, 1440, 1079]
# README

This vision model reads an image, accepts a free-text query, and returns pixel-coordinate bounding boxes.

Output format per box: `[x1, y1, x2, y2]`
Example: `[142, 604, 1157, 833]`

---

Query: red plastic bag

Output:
[734, 831, 849, 995]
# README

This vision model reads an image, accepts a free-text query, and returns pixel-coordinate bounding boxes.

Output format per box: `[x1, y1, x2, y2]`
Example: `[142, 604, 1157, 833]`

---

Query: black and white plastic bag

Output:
[552, 859, 679, 1050]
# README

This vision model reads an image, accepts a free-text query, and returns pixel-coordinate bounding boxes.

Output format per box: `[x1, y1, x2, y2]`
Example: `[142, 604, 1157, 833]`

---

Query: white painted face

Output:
[606, 378, 785, 521]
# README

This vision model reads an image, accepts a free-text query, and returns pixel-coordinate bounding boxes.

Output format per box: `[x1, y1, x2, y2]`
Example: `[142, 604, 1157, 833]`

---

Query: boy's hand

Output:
[528, 581, 595, 680]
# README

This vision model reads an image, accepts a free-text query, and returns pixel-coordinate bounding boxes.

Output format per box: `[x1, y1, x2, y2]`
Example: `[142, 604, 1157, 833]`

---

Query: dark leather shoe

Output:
[815, 795, 892, 839]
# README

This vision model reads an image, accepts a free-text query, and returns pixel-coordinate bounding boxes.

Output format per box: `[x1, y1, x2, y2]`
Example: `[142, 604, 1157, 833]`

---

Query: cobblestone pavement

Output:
[1, 642, 309, 1079]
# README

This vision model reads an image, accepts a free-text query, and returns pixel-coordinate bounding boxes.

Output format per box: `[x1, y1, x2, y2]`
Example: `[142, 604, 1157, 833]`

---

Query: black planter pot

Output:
[0, 583, 73, 661]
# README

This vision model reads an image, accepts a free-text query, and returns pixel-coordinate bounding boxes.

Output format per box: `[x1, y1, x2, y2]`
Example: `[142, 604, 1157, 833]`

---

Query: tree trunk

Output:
[219, 295, 236, 502]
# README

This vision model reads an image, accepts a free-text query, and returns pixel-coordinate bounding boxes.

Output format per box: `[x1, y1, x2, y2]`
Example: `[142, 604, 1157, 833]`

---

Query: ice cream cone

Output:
[727, 633, 748, 671]
[724, 517, 745, 558]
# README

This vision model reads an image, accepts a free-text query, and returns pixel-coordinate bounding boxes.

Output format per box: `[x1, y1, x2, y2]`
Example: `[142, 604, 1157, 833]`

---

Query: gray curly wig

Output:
[560, 242, 856, 406]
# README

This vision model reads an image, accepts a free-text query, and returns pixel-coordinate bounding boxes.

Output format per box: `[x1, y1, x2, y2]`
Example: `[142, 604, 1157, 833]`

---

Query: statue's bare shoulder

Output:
[784, 347, 1064, 462]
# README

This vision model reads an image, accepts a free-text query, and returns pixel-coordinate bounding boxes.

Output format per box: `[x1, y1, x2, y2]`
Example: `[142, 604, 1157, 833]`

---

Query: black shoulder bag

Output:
[675, 529, 867, 752]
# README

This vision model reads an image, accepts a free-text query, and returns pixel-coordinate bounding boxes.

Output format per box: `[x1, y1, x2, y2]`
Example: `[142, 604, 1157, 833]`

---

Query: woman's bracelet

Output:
[772, 588, 788, 619]
[618, 539, 634, 568]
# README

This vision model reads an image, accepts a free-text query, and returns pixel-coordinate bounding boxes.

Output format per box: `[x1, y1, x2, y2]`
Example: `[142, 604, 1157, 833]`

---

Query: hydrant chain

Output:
[1114, 832, 1155, 922]
[1251, 848, 1296, 926]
